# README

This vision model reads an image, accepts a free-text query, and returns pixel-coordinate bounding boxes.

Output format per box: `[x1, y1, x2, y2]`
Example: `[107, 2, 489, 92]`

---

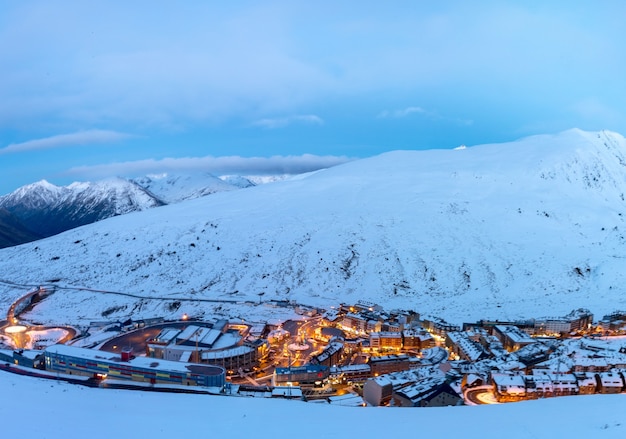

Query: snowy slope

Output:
[1, 371, 625, 439]
[132, 172, 240, 204]
[1, 129, 626, 326]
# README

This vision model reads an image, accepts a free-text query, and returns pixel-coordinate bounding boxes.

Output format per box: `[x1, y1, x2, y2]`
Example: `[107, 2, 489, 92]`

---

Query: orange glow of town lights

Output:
[4, 325, 27, 334]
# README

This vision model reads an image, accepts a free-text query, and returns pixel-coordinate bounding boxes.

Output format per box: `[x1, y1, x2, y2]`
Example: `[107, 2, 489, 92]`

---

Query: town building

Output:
[369, 331, 402, 351]
[273, 364, 330, 386]
[340, 313, 372, 334]
[533, 309, 593, 336]
[574, 372, 597, 394]
[572, 356, 610, 373]
[422, 317, 460, 337]
[445, 331, 488, 362]
[491, 373, 528, 402]
[368, 354, 411, 376]
[548, 373, 579, 396]
[392, 377, 463, 407]
[362, 368, 448, 406]
[493, 325, 536, 352]
[330, 364, 372, 383]
[309, 341, 344, 367]
[595, 372, 625, 394]
[146, 321, 268, 372]
[402, 329, 435, 350]
[0, 349, 44, 369]
[514, 342, 554, 366]
[362, 374, 394, 406]
[44, 344, 226, 388]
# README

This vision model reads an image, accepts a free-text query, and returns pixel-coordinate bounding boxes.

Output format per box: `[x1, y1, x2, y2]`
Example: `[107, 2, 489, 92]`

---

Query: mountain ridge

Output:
[0, 172, 262, 245]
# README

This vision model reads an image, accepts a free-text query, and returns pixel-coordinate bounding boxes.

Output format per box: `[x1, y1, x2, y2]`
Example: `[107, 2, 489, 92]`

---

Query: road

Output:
[7, 287, 44, 325]
[465, 386, 499, 405]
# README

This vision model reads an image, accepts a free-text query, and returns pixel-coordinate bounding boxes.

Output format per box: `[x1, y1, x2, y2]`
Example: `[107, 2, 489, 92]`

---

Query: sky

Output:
[1, 1, 625, 195]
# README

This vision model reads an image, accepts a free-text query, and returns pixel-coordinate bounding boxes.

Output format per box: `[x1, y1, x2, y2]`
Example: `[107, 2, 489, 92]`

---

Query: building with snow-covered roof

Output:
[572, 356, 610, 373]
[363, 368, 447, 407]
[368, 354, 411, 376]
[363, 371, 422, 406]
[445, 331, 488, 362]
[402, 329, 435, 350]
[309, 341, 343, 367]
[491, 373, 527, 402]
[369, 331, 402, 351]
[392, 377, 462, 407]
[0, 349, 44, 369]
[330, 364, 372, 383]
[44, 344, 225, 388]
[317, 326, 345, 342]
[362, 375, 394, 406]
[353, 300, 383, 313]
[534, 309, 593, 335]
[493, 325, 536, 352]
[573, 372, 597, 394]
[595, 372, 625, 394]
[548, 373, 579, 396]
[327, 392, 365, 406]
[146, 321, 268, 372]
[514, 342, 553, 366]
[422, 317, 460, 337]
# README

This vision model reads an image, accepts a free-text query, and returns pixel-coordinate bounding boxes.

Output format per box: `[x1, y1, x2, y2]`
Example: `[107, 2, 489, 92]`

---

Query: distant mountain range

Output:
[1, 129, 625, 325]
[0, 173, 261, 249]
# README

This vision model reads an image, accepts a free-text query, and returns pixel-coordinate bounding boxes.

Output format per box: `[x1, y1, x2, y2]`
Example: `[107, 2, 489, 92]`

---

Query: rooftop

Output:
[45, 344, 224, 376]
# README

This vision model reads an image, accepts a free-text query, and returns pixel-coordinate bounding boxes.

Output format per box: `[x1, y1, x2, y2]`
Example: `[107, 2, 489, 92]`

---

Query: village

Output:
[2, 288, 626, 408]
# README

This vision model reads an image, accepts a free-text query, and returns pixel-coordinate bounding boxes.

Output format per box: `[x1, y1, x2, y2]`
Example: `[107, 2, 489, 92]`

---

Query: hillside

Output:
[0, 208, 41, 249]
[1, 129, 626, 326]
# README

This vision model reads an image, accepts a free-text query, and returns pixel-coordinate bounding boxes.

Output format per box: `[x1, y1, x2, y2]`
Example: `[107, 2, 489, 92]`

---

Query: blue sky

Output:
[1, 1, 625, 195]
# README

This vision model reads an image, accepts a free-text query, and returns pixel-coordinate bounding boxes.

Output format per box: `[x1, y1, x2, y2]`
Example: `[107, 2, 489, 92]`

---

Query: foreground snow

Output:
[1, 372, 624, 438]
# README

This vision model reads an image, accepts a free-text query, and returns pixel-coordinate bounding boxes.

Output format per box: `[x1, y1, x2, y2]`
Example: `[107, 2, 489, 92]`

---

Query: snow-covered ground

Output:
[25, 328, 68, 349]
[2, 129, 626, 328]
[1, 371, 625, 438]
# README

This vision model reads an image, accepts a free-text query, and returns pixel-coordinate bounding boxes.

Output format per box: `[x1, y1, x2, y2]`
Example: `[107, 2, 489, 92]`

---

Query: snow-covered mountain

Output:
[131, 172, 241, 204]
[0, 172, 258, 245]
[0, 178, 163, 237]
[2, 129, 626, 326]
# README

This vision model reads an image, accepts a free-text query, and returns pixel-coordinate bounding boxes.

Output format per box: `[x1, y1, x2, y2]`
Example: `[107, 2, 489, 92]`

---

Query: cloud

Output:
[1, 130, 132, 155]
[64, 154, 353, 180]
[252, 114, 324, 129]
[0, 3, 623, 152]
[377, 106, 473, 126]
[377, 106, 426, 119]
